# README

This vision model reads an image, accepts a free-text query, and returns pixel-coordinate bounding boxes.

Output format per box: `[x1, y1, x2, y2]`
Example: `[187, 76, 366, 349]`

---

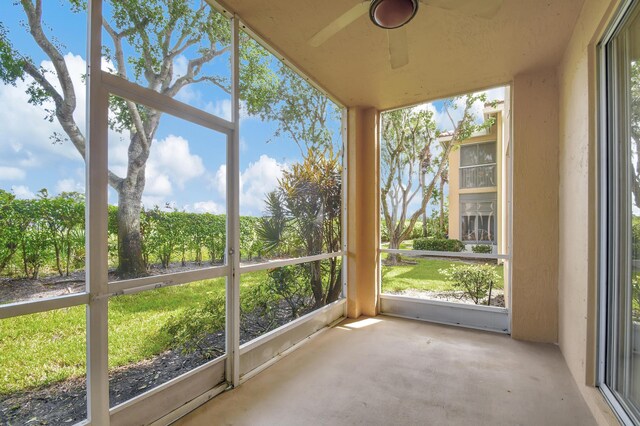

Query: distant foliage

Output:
[0, 189, 284, 279]
[413, 238, 464, 252]
[633, 217, 640, 260]
[0, 189, 85, 278]
[471, 244, 493, 254]
[440, 263, 500, 305]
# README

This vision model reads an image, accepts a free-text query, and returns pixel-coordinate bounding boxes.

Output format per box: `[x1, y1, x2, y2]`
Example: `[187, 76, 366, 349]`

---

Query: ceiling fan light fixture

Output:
[369, 0, 419, 29]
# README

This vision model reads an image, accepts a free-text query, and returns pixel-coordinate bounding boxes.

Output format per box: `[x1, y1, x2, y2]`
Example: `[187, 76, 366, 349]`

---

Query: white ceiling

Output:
[217, 0, 586, 109]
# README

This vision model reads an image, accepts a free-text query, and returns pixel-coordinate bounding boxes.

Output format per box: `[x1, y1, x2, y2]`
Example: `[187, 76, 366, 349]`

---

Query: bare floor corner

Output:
[176, 316, 596, 426]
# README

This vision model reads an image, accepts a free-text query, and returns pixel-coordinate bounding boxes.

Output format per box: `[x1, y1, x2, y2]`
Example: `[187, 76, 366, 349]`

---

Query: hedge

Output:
[413, 238, 464, 252]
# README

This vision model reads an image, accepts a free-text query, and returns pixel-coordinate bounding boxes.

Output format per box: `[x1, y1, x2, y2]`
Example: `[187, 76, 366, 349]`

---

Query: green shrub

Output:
[633, 218, 640, 260]
[410, 225, 423, 240]
[472, 244, 493, 254]
[162, 294, 226, 358]
[413, 238, 464, 252]
[439, 263, 500, 305]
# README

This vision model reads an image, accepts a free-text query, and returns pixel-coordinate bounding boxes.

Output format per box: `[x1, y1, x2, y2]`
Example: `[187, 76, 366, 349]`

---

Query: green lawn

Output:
[1, 258, 503, 395]
[382, 257, 504, 294]
[0, 271, 266, 395]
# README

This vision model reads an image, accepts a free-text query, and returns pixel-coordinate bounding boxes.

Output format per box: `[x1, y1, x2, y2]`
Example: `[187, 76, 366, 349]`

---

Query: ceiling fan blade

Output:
[309, 1, 369, 47]
[388, 27, 409, 70]
[420, 0, 503, 19]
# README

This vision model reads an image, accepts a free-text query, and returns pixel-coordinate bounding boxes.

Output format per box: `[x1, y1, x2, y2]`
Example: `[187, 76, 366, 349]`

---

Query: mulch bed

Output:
[0, 266, 306, 426]
[0, 261, 229, 305]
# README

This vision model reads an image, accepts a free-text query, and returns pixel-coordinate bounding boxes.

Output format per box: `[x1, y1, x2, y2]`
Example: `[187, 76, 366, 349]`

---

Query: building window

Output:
[460, 141, 497, 188]
[600, 0, 640, 423]
[460, 193, 496, 244]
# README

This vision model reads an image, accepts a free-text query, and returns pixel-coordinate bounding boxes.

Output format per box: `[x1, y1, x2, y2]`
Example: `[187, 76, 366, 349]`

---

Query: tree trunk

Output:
[65, 237, 72, 276]
[386, 236, 402, 265]
[53, 241, 63, 276]
[116, 184, 147, 278]
[422, 209, 428, 237]
[325, 258, 342, 304]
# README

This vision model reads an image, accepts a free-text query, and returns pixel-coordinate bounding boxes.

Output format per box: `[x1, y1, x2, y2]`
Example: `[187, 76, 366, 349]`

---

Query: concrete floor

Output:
[176, 316, 596, 426]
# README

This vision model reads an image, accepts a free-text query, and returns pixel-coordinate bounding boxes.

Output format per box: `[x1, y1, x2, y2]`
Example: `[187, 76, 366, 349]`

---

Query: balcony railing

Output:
[460, 164, 496, 189]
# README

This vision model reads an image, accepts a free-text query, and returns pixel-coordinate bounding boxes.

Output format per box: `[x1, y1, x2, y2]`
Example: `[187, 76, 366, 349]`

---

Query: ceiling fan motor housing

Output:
[369, 0, 419, 29]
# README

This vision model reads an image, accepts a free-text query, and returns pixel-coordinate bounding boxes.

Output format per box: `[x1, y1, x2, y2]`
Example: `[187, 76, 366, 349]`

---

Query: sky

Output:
[0, 1, 504, 218]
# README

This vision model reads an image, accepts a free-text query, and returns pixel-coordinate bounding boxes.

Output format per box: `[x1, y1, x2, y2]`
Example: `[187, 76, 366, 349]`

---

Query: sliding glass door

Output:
[601, 0, 640, 423]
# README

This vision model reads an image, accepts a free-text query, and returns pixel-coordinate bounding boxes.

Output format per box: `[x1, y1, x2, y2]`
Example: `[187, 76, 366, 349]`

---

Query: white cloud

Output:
[204, 99, 255, 123]
[210, 155, 285, 215]
[173, 55, 189, 82]
[144, 170, 173, 197]
[241, 155, 285, 214]
[205, 99, 232, 121]
[55, 178, 85, 194]
[0, 53, 88, 182]
[191, 200, 224, 214]
[12, 185, 35, 199]
[209, 164, 227, 197]
[0, 167, 26, 181]
[148, 134, 205, 189]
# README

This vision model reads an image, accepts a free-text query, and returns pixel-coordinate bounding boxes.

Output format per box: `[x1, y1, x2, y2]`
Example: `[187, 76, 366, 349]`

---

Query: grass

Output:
[1, 257, 500, 395]
[381, 257, 504, 294]
[0, 271, 267, 395]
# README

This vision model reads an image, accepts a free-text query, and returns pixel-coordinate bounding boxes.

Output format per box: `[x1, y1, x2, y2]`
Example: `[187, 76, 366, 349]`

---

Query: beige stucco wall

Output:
[346, 107, 379, 318]
[558, 0, 619, 423]
[511, 69, 559, 343]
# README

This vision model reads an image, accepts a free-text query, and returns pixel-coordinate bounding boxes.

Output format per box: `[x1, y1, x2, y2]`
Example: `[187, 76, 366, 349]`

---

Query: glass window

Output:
[460, 142, 497, 188]
[460, 142, 496, 167]
[460, 194, 496, 243]
[602, 2, 640, 422]
[460, 144, 480, 167]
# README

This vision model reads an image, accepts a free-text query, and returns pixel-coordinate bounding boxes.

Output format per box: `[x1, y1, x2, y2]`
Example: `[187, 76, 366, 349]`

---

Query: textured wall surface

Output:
[511, 69, 560, 343]
[347, 107, 379, 318]
[558, 0, 619, 423]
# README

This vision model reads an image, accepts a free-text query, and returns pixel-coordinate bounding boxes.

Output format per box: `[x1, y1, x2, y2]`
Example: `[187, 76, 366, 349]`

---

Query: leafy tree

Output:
[0, 190, 27, 274]
[252, 63, 340, 156]
[262, 148, 343, 308]
[258, 191, 290, 257]
[381, 95, 492, 264]
[1, 0, 277, 278]
[263, 266, 312, 318]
